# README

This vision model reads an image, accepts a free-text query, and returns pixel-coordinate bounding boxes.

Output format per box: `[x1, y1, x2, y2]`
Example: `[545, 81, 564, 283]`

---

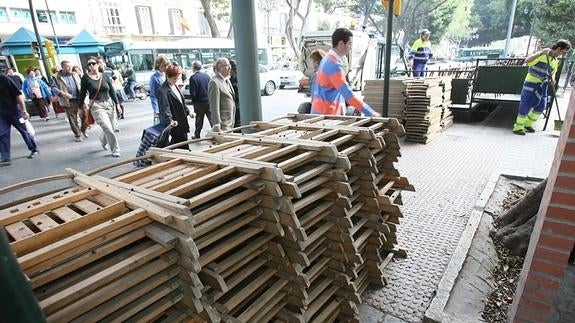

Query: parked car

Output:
[269, 62, 304, 89]
[184, 64, 280, 98]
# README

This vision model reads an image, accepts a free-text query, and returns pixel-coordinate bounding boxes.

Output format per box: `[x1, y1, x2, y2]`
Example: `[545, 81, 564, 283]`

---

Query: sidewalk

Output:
[361, 87, 572, 322]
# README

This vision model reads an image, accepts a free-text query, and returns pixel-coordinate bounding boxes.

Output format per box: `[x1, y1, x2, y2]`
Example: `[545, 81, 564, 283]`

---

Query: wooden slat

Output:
[148, 164, 220, 193]
[114, 158, 183, 183]
[0, 189, 95, 226]
[51, 206, 82, 222]
[73, 199, 103, 214]
[11, 201, 127, 256]
[237, 278, 288, 321]
[221, 267, 276, 311]
[4, 221, 35, 240]
[29, 213, 59, 231]
[164, 166, 237, 197]
[199, 226, 263, 267]
[19, 209, 148, 271]
[30, 229, 147, 288]
[109, 288, 181, 323]
[40, 243, 171, 315]
[188, 174, 259, 209]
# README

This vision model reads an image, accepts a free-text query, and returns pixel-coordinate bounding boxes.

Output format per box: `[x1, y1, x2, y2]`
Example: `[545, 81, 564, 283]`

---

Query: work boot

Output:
[525, 126, 535, 133]
[513, 129, 526, 136]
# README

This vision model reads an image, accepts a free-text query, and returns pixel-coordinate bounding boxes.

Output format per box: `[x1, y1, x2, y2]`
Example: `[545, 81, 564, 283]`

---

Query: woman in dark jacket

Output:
[157, 64, 195, 146]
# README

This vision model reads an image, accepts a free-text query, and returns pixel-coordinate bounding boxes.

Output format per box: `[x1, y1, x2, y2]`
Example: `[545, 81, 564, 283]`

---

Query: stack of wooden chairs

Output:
[0, 115, 413, 322]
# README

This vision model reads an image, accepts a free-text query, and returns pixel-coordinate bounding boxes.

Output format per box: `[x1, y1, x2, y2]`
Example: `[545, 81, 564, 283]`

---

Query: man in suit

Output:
[189, 61, 212, 138]
[208, 57, 235, 132]
[51, 60, 88, 142]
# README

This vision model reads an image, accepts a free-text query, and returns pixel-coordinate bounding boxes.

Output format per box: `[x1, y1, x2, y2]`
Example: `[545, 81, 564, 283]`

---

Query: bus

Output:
[455, 47, 504, 62]
[104, 38, 272, 85]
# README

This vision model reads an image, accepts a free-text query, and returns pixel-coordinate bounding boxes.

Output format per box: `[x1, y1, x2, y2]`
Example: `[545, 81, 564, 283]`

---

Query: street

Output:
[0, 88, 308, 192]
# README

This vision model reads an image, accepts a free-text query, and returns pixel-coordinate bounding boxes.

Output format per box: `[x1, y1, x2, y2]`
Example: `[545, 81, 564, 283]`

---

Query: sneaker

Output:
[44, 117, 50, 122]
[525, 126, 535, 133]
[28, 151, 39, 159]
[111, 152, 121, 158]
[82, 132, 89, 138]
[0, 159, 11, 166]
[513, 129, 526, 136]
[75, 137, 83, 142]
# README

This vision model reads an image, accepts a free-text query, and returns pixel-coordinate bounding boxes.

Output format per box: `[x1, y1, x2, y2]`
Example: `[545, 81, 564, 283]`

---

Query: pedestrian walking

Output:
[229, 60, 241, 128]
[0, 74, 39, 166]
[298, 49, 325, 114]
[208, 57, 236, 132]
[157, 64, 195, 147]
[5, 68, 23, 89]
[122, 64, 137, 100]
[408, 29, 433, 77]
[188, 61, 212, 138]
[150, 56, 171, 125]
[22, 67, 52, 121]
[51, 60, 89, 142]
[111, 65, 127, 119]
[311, 28, 379, 117]
[513, 39, 572, 135]
[78, 57, 121, 157]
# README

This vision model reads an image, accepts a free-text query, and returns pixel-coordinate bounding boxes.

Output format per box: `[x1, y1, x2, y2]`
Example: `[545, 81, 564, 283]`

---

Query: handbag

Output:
[85, 75, 103, 126]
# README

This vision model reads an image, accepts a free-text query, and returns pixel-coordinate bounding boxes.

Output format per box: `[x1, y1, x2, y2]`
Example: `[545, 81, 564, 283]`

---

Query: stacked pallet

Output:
[402, 78, 445, 143]
[0, 179, 198, 322]
[363, 78, 409, 120]
[439, 77, 454, 131]
[1, 115, 413, 323]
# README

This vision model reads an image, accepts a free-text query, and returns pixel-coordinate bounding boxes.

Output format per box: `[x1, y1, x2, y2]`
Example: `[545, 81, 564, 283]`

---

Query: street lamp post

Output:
[258, 0, 278, 47]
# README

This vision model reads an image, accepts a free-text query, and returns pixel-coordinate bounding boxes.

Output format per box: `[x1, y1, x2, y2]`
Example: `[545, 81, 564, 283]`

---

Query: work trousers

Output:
[65, 99, 88, 138]
[193, 101, 212, 138]
[513, 81, 548, 131]
[31, 98, 50, 119]
[412, 61, 427, 77]
[91, 100, 120, 154]
[0, 110, 38, 161]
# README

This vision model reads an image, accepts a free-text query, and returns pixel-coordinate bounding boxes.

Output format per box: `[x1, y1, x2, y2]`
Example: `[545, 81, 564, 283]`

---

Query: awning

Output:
[66, 29, 106, 54]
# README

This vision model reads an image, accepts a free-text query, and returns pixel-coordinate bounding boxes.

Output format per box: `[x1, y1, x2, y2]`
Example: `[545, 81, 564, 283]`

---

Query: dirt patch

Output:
[482, 181, 536, 322]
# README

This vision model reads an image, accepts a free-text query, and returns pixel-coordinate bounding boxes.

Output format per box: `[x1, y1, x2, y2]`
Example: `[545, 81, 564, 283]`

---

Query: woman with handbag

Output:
[157, 64, 194, 148]
[78, 57, 122, 157]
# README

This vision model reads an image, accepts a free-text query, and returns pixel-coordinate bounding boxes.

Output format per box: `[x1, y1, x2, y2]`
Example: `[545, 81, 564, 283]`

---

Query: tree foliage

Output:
[533, 0, 575, 46]
[285, 0, 314, 58]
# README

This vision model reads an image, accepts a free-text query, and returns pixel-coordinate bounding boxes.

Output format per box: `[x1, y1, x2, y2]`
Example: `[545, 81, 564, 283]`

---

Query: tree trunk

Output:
[200, 0, 222, 38]
[492, 178, 548, 256]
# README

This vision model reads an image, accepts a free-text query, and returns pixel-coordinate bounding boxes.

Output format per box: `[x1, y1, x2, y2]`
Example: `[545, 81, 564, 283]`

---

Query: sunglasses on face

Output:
[87, 62, 97, 66]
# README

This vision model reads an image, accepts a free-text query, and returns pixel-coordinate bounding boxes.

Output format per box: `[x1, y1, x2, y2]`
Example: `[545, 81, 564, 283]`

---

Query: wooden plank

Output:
[293, 188, 333, 213]
[39, 243, 171, 315]
[114, 158, 182, 183]
[237, 278, 288, 321]
[0, 189, 95, 226]
[19, 209, 149, 271]
[198, 267, 228, 293]
[11, 201, 127, 256]
[135, 164, 195, 189]
[193, 188, 260, 226]
[221, 267, 276, 312]
[94, 175, 190, 206]
[216, 234, 274, 276]
[193, 200, 259, 238]
[109, 288, 181, 323]
[196, 213, 258, 250]
[199, 226, 263, 267]
[51, 206, 82, 222]
[4, 221, 35, 241]
[29, 213, 59, 231]
[188, 173, 259, 209]
[30, 229, 147, 289]
[277, 151, 317, 173]
[70, 267, 180, 323]
[164, 165, 237, 197]
[148, 164, 219, 193]
[305, 285, 339, 321]
[73, 199, 104, 214]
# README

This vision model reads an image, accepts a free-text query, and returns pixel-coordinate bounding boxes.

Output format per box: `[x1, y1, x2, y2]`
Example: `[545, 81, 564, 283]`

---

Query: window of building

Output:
[100, 1, 125, 34]
[9, 8, 31, 23]
[37, 10, 57, 23]
[135, 6, 154, 35]
[168, 8, 183, 35]
[0, 7, 8, 23]
[59, 11, 76, 24]
[197, 10, 210, 36]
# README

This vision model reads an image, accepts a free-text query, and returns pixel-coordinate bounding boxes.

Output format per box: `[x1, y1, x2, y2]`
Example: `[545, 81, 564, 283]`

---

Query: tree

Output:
[285, 0, 314, 58]
[533, 0, 575, 46]
[492, 179, 547, 256]
[199, 0, 222, 38]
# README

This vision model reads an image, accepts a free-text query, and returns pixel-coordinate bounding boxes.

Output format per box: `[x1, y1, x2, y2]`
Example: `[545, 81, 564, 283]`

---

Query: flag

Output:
[180, 15, 191, 31]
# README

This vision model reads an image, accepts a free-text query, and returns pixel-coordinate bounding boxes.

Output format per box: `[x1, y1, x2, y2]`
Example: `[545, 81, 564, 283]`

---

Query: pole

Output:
[28, 0, 51, 82]
[525, 21, 534, 57]
[44, 0, 61, 59]
[504, 0, 518, 57]
[231, 0, 262, 127]
[382, 0, 394, 117]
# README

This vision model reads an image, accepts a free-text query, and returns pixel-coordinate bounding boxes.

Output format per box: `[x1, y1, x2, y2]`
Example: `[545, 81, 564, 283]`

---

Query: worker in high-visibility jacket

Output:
[408, 29, 433, 77]
[513, 39, 571, 135]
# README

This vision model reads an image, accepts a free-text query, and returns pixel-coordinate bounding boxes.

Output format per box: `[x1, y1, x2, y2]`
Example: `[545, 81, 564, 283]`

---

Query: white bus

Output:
[104, 38, 272, 85]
